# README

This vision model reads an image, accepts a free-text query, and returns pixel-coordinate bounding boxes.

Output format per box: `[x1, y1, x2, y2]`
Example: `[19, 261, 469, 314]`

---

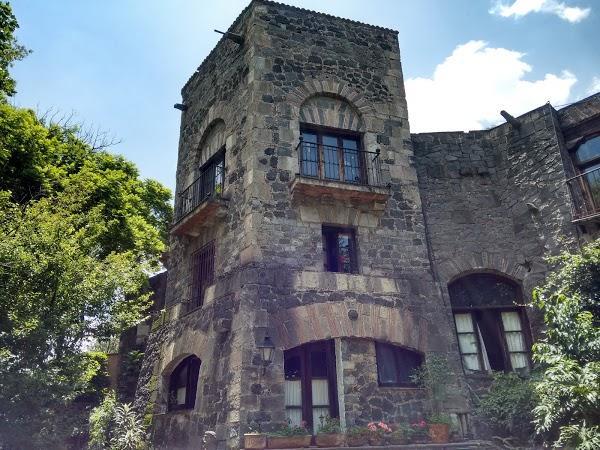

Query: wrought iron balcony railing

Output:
[566, 165, 600, 221]
[174, 155, 224, 224]
[296, 140, 383, 187]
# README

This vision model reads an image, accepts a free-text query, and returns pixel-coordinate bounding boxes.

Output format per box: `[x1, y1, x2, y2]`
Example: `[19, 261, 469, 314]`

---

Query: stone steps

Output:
[268, 441, 497, 450]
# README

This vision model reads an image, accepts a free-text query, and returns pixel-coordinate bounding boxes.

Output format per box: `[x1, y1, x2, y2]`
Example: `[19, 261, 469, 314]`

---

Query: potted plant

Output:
[244, 423, 267, 450]
[385, 424, 408, 445]
[267, 421, 311, 449]
[407, 420, 429, 444]
[315, 416, 344, 447]
[367, 421, 391, 446]
[411, 354, 452, 444]
[427, 414, 452, 444]
[345, 426, 370, 447]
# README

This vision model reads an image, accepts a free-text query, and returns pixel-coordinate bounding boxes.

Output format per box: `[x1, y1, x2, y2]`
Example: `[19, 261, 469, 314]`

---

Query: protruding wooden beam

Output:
[500, 110, 521, 129]
[174, 103, 187, 111]
[214, 29, 244, 45]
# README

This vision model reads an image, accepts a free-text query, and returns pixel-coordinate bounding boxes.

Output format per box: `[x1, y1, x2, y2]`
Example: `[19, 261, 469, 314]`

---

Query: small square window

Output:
[375, 342, 423, 387]
[322, 226, 358, 274]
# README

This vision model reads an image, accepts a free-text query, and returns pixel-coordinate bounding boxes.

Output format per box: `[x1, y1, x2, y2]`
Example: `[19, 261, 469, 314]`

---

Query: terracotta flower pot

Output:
[267, 435, 311, 449]
[244, 433, 267, 449]
[428, 423, 450, 444]
[345, 434, 369, 447]
[315, 433, 344, 447]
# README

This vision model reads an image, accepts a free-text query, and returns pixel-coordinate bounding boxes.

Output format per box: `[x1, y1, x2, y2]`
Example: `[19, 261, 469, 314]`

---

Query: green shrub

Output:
[474, 371, 538, 442]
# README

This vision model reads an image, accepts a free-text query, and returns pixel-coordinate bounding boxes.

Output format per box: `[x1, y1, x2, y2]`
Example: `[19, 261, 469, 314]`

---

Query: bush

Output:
[88, 391, 148, 450]
[474, 371, 538, 442]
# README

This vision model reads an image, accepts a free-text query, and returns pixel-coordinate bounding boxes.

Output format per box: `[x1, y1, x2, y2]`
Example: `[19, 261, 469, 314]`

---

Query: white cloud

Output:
[588, 77, 600, 95]
[405, 40, 577, 132]
[490, 0, 591, 23]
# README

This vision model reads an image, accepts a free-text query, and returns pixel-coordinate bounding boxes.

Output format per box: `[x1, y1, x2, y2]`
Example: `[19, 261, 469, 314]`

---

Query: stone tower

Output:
[134, 1, 600, 449]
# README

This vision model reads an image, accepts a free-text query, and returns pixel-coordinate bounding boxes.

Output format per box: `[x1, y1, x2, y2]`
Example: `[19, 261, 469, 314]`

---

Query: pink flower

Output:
[367, 423, 378, 432]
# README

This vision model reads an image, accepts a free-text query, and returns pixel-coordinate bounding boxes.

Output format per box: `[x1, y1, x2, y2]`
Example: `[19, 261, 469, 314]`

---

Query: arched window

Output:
[571, 135, 600, 218]
[449, 273, 531, 374]
[375, 342, 423, 387]
[168, 355, 201, 411]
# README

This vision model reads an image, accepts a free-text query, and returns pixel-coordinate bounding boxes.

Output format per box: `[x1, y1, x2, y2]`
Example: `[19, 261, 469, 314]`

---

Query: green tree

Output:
[0, 105, 172, 448]
[0, 1, 29, 98]
[532, 241, 600, 449]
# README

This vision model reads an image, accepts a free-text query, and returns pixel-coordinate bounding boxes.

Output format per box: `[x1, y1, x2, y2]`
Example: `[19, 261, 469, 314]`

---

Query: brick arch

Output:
[300, 94, 363, 132]
[287, 78, 376, 122]
[437, 251, 527, 286]
[273, 301, 428, 353]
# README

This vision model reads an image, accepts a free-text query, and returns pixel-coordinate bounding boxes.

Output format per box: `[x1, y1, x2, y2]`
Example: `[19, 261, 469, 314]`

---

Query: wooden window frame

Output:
[284, 341, 339, 432]
[571, 134, 600, 214]
[375, 342, 424, 388]
[452, 307, 532, 373]
[189, 241, 215, 311]
[168, 355, 201, 411]
[300, 124, 367, 184]
[322, 225, 358, 274]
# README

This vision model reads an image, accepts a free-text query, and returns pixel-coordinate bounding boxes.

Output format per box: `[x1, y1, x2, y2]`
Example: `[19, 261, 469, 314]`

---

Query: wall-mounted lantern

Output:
[257, 335, 275, 373]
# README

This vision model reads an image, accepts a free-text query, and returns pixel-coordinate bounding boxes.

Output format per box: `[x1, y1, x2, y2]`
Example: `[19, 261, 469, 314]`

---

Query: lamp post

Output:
[257, 335, 275, 374]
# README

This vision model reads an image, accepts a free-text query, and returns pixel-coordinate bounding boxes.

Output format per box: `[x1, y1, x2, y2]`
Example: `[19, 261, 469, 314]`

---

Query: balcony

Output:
[566, 166, 600, 222]
[171, 155, 226, 236]
[291, 140, 390, 205]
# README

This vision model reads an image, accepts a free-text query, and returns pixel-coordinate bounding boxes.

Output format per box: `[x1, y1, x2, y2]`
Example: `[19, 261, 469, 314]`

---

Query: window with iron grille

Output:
[300, 127, 366, 184]
[189, 241, 215, 310]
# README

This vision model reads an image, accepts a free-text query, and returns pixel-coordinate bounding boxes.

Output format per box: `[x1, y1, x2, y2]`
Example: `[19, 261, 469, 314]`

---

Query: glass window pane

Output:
[342, 139, 360, 183]
[505, 332, 526, 352]
[575, 136, 600, 165]
[510, 353, 528, 369]
[462, 354, 481, 371]
[337, 233, 352, 273]
[285, 380, 302, 407]
[176, 386, 187, 405]
[285, 408, 303, 428]
[323, 135, 340, 180]
[311, 349, 328, 378]
[311, 379, 329, 405]
[455, 313, 475, 332]
[377, 344, 398, 384]
[501, 311, 522, 331]
[313, 407, 330, 434]
[458, 333, 479, 354]
[395, 349, 422, 384]
[285, 355, 302, 380]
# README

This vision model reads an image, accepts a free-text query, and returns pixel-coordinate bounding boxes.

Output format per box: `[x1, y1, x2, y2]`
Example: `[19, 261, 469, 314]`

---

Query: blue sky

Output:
[11, 0, 600, 193]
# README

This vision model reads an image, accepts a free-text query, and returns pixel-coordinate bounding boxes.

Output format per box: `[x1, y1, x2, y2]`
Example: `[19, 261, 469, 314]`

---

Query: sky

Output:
[10, 0, 600, 193]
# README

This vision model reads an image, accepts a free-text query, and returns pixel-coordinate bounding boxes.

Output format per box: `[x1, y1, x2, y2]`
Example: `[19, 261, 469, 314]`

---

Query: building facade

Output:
[133, 1, 600, 448]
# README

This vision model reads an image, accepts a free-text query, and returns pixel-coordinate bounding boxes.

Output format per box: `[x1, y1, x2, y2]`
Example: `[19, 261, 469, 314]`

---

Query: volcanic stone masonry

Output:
[131, 1, 600, 449]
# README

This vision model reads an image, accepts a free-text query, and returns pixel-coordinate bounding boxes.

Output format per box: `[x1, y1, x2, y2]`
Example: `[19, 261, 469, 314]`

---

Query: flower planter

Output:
[385, 434, 407, 445]
[315, 433, 344, 447]
[368, 434, 385, 446]
[428, 423, 450, 444]
[244, 433, 267, 449]
[267, 435, 311, 449]
[345, 434, 369, 447]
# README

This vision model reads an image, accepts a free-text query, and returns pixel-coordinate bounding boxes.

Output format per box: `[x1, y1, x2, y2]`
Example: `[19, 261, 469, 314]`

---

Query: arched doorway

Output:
[284, 340, 338, 433]
[448, 273, 532, 374]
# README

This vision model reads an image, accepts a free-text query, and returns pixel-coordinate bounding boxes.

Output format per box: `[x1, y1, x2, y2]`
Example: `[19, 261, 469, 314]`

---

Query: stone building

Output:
[133, 1, 600, 448]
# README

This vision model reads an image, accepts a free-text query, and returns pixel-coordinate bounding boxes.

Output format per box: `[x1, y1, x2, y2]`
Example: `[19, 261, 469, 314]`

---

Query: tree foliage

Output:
[0, 1, 29, 99]
[532, 241, 600, 449]
[0, 104, 172, 448]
